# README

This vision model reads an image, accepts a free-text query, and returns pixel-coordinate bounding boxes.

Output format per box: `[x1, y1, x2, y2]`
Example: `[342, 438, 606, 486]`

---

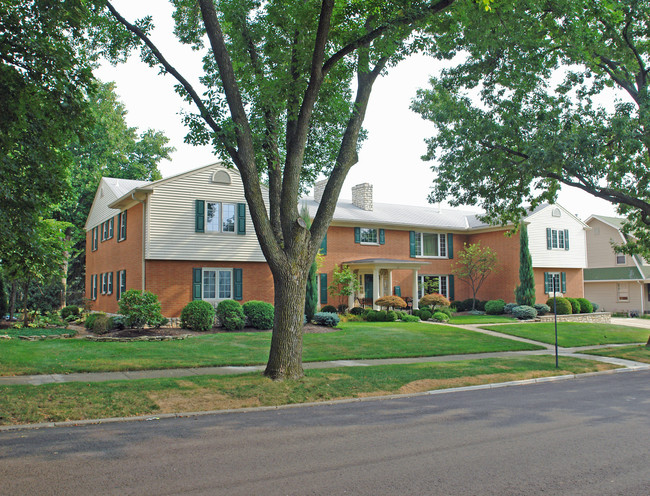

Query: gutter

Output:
[132, 192, 147, 291]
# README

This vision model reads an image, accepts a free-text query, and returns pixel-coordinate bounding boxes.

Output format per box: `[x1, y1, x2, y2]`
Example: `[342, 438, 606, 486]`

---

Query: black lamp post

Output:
[553, 274, 559, 368]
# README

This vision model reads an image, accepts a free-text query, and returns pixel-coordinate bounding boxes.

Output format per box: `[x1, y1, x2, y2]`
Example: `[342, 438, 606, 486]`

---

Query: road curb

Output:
[2, 365, 648, 433]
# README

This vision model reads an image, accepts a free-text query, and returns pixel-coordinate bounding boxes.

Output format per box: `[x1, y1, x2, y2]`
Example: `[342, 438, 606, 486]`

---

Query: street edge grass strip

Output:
[581, 344, 650, 364]
[0, 356, 619, 427]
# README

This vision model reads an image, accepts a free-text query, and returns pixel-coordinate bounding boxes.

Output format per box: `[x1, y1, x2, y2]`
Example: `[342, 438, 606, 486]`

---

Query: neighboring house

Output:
[85, 163, 588, 317]
[584, 215, 650, 314]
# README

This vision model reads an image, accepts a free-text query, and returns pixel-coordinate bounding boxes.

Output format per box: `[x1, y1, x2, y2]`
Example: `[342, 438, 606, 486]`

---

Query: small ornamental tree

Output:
[375, 295, 407, 310]
[328, 264, 360, 308]
[419, 293, 451, 309]
[515, 222, 536, 306]
[118, 290, 165, 329]
[452, 242, 498, 310]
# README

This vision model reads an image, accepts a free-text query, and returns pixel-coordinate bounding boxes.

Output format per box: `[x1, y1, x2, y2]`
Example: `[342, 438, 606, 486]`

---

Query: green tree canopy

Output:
[452, 242, 498, 309]
[412, 0, 650, 255]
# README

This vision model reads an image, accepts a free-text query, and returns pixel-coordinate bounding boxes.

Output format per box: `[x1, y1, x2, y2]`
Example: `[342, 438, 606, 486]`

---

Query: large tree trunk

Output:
[22, 279, 29, 327]
[9, 281, 16, 321]
[265, 263, 310, 380]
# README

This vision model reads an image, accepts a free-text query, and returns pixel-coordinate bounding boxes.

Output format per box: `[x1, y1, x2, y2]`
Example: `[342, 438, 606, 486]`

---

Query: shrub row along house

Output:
[85, 163, 588, 317]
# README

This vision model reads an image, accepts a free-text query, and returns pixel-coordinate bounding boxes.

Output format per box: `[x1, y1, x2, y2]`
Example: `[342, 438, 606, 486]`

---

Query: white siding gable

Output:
[146, 165, 267, 262]
[527, 204, 588, 268]
[85, 178, 148, 230]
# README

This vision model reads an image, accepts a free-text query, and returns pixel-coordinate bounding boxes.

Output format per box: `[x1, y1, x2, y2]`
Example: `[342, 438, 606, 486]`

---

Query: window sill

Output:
[360, 242, 379, 246]
[415, 255, 448, 259]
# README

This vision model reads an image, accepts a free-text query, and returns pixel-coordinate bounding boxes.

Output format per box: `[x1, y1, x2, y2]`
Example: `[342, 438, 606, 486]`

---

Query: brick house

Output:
[85, 163, 587, 317]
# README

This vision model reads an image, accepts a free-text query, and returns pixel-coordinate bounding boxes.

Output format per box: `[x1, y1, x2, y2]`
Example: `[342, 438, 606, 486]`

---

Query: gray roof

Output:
[103, 177, 151, 198]
[590, 214, 626, 230]
[303, 198, 480, 230]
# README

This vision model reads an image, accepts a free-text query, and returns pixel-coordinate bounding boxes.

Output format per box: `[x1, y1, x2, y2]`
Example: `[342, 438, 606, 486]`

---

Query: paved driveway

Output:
[611, 317, 650, 329]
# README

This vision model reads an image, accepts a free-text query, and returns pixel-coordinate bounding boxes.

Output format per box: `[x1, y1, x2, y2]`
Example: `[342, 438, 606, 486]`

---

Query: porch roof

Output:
[342, 258, 425, 270]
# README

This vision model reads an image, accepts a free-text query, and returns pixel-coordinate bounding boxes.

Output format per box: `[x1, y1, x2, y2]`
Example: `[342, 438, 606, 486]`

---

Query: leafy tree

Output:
[300, 206, 318, 322]
[328, 264, 361, 308]
[101, 0, 472, 379]
[0, 271, 7, 318]
[412, 0, 650, 256]
[452, 242, 497, 310]
[515, 222, 535, 306]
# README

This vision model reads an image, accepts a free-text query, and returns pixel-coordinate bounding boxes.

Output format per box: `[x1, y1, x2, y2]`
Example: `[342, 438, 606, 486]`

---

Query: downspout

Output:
[132, 192, 147, 291]
[639, 281, 645, 315]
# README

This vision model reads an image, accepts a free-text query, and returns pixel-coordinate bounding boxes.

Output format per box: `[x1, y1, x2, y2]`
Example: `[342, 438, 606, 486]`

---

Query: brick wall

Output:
[145, 260, 274, 317]
[534, 267, 584, 302]
[85, 203, 144, 314]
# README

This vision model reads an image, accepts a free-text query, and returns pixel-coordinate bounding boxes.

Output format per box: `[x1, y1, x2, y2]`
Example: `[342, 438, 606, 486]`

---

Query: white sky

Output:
[95, 1, 618, 220]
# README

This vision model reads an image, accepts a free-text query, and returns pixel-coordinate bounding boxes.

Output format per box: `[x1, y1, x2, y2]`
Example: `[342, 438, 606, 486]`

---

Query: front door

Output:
[364, 274, 373, 303]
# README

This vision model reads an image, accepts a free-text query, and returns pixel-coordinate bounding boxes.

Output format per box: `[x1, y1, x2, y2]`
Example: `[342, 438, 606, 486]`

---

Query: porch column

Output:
[388, 270, 393, 296]
[412, 269, 419, 310]
[640, 282, 645, 315]
[372, 267, 380, 310]
[348, 280, 355, 310]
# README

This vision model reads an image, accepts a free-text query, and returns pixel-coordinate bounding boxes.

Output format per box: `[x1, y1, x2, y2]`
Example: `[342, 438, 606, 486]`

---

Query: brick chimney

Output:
[352, 183, 373, 211]
[313, 179, 327, 203]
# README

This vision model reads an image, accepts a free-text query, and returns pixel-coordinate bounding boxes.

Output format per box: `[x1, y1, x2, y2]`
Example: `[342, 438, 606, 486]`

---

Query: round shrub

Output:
[419, 309, 432, 321]
[566, 297, 581, 314]
[576, 298, 593, 313]
[468, 309, 486, 315]
[546, 297, 572, 315]
[321, 304, 337, 314]
[504, 303, 518, 314]
[436, 306, 453, 318]
[61, 306, 80, 320]
[432, 311, 450, 322]
[242, 300, 274, 330]
[591, 302, 600, 312]
[216, 299, 245, 331]
[118, 289, 165, 328]
[419, 293, 451, 309]
[385, 310, 397, 322]
[512, 305, 538, 320]
[375, 295, 407, 309]
[92, 314, 113, 335]
[85, 312, 105, 329]
[180, 300, 216, 332]
[349, 307, 365, 316]
[313, 312, 340, 327]
[485, 299, 506, 315]
[453, 300, 466, 312]
[533, 303, 551, 316]
[402, 315, 420, 322]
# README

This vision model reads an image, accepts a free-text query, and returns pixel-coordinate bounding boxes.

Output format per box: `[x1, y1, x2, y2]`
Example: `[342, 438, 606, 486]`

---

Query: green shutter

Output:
[354, 227, 360, 243]
[564, 229, 569, 250]
[320, 273, 328, 304]
[237, 203, 246, 235]
[117, 213, 122, 242]
[447, 233, 454, 259]
[544, 272, 551, 293]
[379, 229, 385, 245]
[448, 275, 455, 300]
[192, 268, 202, 300]
[320, 233, 327, 255]
[233, 268, 243, 300]
[561, 272, 567, 293]
[195, 200, 205, 233]
[394, 286, 401, 297]
[546, 228, 552, 250]
[409, 231, 416, 258]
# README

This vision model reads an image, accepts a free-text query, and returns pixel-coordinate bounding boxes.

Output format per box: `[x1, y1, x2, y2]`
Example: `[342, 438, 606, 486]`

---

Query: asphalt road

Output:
[2, 370, 649, 495]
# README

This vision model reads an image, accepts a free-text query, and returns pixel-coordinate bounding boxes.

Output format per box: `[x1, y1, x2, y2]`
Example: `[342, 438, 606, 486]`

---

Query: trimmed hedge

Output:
[181, 300, 215, 332]
[432, 311, 450, 322]
[216, 299, 246, 331]
[321, 305, 337, 314]
[118, 290, 165, 329]
[504, 303, 518, 314]
[485, 299, 505, 315]
[566, 297, 581, 314]
[533, 303, 551, 316]
[419, 309, 432, 321]
[576, 298, 593, 313]
[349, 307, 365, 316]
[546, 297, 572, 315]
[513, 305, 537, 320]
[242, 300, 274, 330]
[313, 312, 340, 327]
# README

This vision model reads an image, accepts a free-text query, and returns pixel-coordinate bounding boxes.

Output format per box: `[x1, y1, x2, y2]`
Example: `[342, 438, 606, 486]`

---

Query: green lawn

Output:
[0, 322, 543, 376]
[448, 315, 517, 325]
[0, 327, 75, 338]
[0, 356, 616, 425]
[481, 322, 650, 347]
[582, 345, 650, 364]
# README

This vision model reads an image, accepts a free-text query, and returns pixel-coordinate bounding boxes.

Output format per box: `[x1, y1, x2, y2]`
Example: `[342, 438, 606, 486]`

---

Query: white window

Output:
[203, 269, 233, 300]
[415, 232, 447, 258]
[206, 202, 236, 233]
[418, 275, 448, 298]
[617, 283, 629, 302]
[616, 253, 626, 265]
[549, 228, 567, 249]
[360, 227, 378, 244]
[91, 274, 97, 300]
[101, 273, 107, 294]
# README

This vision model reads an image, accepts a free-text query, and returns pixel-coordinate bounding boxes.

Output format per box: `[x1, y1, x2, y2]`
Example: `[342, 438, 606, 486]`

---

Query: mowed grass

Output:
[582, 344, 650, 364]
[0, 322, 543, 376]
[0, 327, 76, 338]
[481, 322, 650, 347]
[448, 315, 517, 325]
[0, 356, 616, 426]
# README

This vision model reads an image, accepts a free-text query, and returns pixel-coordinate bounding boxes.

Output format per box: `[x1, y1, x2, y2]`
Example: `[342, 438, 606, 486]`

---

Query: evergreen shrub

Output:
[402, 315, 420, 322]
[61, 306, 80, 320]
[533, 303, 551, 316]
[321, 304, 337, 314]
[512, 305, 537, 320]
[546, 297, 572, 315]
[242, 300, 274, 329]
[313, 312, 340, 327]
[591, 302, 600, 312]
[504, 303, 518, 314]
[349, 307, 365, 316]
[485, 299, 506, 315]
[85, 312, 105, 329]
[92, 314, 113, 335]
[419, 309, 432, 321]
[566, 297, 581, 314]
[385, 310, 397, 322]
[118, 290, 165, 328]
[432, 311, 450, 322]
[576, 298, 593, 313]
[216, 299, 246, 331]
[181, 300, 216, 331]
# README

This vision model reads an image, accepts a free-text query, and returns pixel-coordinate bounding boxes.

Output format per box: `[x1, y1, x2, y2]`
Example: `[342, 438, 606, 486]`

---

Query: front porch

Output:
[342, 258, 425, 311]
